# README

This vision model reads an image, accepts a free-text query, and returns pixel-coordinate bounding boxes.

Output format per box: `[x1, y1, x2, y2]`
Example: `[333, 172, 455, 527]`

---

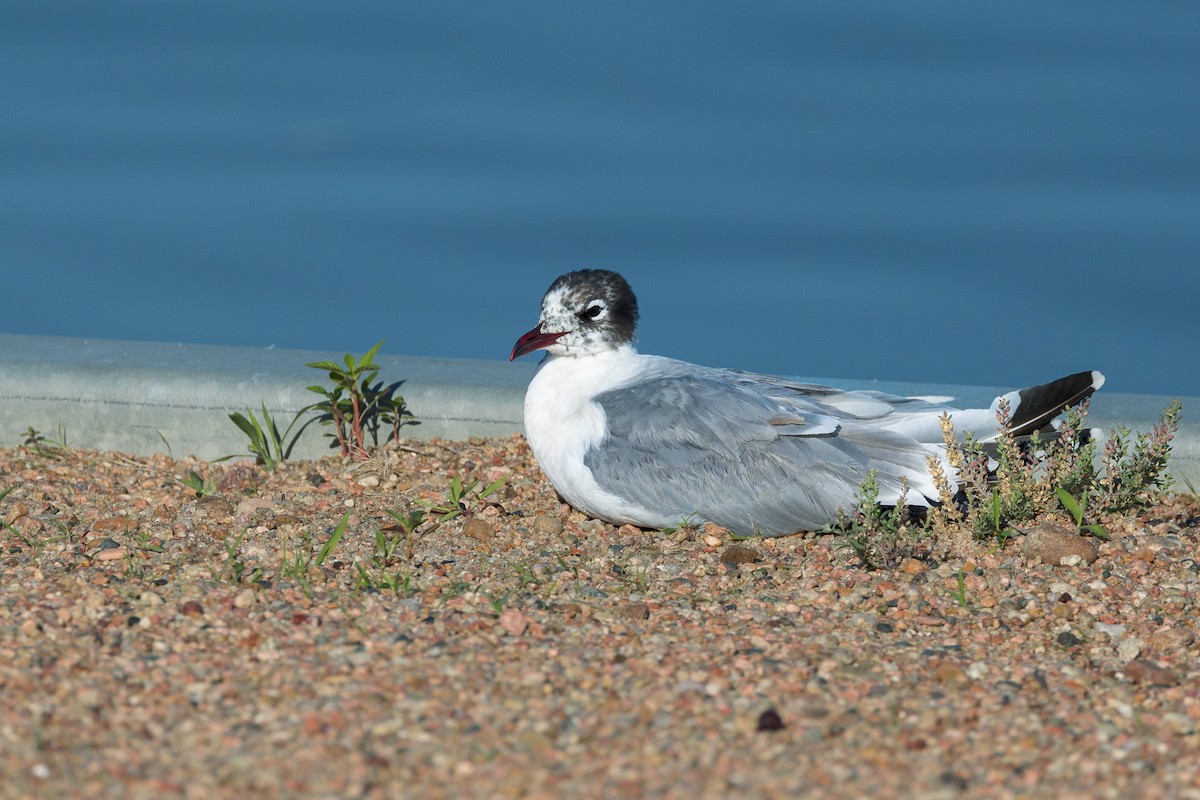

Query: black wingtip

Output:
[1009, 370, 1104, 436]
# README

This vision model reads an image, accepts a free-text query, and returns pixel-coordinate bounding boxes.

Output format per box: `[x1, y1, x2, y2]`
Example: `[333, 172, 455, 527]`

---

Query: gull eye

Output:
[580, 301, 606, 320]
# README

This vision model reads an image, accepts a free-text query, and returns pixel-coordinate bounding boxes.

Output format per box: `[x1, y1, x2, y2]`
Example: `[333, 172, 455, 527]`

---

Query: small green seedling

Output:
[985, 491, 1016, 547]
[226, 403, 309, 470]
[316, 511, 351, 566]
[418, 475, 507, 524]
[21, 426, 68, 458]
[179, 470, 217, 498]
[223, 531, 261, 584]
[950, 568, 970, 609]
[1055, 487, 1109, 540]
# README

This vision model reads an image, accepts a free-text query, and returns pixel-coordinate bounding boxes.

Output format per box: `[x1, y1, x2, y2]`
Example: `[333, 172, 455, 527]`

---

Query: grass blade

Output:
[316, 510, 351, 566]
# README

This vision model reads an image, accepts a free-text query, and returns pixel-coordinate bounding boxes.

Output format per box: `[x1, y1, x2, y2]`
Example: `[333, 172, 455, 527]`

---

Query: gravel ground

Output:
[1, 437, 1199, 799]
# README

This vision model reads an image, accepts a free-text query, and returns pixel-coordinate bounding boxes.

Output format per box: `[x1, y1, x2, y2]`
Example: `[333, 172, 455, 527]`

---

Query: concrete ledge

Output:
[0, 334, 534, 460]
[0, 333, 1195, 489]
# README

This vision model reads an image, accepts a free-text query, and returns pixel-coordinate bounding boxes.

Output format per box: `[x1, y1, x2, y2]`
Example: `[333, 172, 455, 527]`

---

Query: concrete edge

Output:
[1, 333, 1196, 489]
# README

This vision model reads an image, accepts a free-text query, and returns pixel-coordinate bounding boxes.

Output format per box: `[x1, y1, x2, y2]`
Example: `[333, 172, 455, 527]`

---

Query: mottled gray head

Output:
[510, 269, 640, 360]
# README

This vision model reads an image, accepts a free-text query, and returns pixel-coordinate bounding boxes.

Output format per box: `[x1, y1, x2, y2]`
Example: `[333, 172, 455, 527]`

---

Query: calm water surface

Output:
[3, 1, 1198, 395]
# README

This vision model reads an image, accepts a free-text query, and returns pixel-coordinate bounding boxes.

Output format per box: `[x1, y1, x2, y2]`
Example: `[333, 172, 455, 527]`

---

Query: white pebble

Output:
[1117, 636, 1144, 661]
[966, 662, 990, 680]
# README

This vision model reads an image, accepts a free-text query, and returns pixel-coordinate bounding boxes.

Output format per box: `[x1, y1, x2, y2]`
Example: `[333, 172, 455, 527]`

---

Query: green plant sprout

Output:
[223, 531, 261, 585]
[225, 403, 308, 470]
[1055, 488, 1109, 540]
[316, 511, 351, 566]
[351, 510, 424, 594]
[306, 340, 415, 459]
[21, 425, 68, 458]
[178, 470, 217, 498]
[417, 475, 507, 524]
[833, 470, 913, 570]
[226, 341, 417, 463]
[950, 568, 970, 609]
[1097, 399, 1182, 510]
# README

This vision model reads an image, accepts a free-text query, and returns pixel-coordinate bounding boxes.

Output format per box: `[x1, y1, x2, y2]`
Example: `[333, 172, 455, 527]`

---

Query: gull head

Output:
[511, 269, 640, 360]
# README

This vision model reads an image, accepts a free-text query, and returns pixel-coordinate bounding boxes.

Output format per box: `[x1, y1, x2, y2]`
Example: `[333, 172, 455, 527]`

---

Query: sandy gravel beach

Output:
[1, 437, 1198, 799]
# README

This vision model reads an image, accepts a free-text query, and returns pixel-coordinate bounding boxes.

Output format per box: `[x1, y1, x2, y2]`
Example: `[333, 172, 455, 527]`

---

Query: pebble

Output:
[1122, 659, 1178, 686]
[1022, 523, 1100, 566]
[218, 464, 264, 494]
[498, 608, 531, 636]
[91, 517, 132, 533]
[756, 708, 786, 732]
[719, 544, 760, 566]
[4, 500, 29, 525]
[461, 518, 493, 546]
[1116, 636, 1144, 661]
[1149, 627, 1195, 651]
[934, 662, 971, 686]
[528, 515, 563, 536]
[617, 602, 650, 621]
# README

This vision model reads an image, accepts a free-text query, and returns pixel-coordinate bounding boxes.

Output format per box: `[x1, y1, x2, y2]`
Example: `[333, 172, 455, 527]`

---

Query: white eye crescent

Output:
[581, 300, 607, 320]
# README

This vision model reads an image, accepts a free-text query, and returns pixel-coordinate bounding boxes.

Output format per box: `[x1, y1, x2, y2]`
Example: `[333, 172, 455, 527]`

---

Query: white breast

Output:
[522, 348, 660, 525]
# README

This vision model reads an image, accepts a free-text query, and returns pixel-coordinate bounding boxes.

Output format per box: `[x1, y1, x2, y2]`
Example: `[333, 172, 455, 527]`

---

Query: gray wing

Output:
[583, 374, 937, 537]
[727, 371, 962, 425]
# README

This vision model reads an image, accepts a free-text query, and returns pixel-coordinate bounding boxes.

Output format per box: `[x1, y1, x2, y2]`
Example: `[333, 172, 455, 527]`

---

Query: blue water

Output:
[3, 1, 1198, 396]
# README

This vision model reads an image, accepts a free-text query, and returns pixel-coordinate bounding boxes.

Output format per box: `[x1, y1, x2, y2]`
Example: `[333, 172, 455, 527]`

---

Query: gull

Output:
[510, 269, 1103, 537]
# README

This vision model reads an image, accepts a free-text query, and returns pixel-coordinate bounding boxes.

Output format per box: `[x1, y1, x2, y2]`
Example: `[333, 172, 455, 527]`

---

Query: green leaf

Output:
[316, 511, 351, 566]
[1055, 487, 1083, 525]
[480, 477, 508, 500]
[228, 412, 259, 439]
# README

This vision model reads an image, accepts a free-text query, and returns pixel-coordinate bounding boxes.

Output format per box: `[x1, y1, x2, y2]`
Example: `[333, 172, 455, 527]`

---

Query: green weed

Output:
[21, 425, 68, 458]
[1097, 399, 1182, 511]
[950, 568, 970, 609]
[1055, 488, 1109, 540]
[225, 403, 308, 470]
[481, 589, 510, 615]
[178, 470, 217, 498]
[223, 531, 260, 584]
[845, 394, 1181, 564]
[833, 470, 916, 570]
[417, 475, 507, 525]
[317, 511, 351, 566]
[278, 511, 351, 597]
[352, 509, 424, 595]
[306, 340, 416, 459]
